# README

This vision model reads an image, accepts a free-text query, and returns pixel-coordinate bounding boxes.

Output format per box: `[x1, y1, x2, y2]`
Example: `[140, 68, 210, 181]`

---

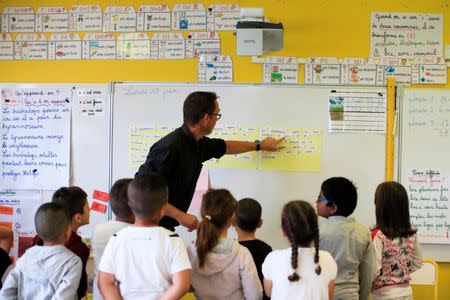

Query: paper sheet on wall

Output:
[1, 7, 35, 33]
[171, 3, 207, 31]
[411, 57, 447, 84]
[0, 33, 14, 60]
[262, 56, 298, 83]
[82, 33, 116, 60]
[0, 88, 71, 189]
[68, 5, 102, 32]
[407, 169, 450, 243]
[370, 12, 443, 58]
[137, 5, 171, 31]
[14, 34, 48, 60]
[75, 88, 106, 117]
[376, 58, 413, 85]
[304, 57, 341, 84]
[207, 4, 240, 31]
[186, 32, 221, 58]
[259, 127, 322, 172]
[151, 33, 185, 60]
[204, 126, 258, 169]
[328, 89, 386, 133]
[188, 168, 209, 211]
[340, 58, 377, 85]
[127, 125, 174, 169]
[35, 7, 69, 32]
[103, 6, 137, 32]
[198, 55, 233, 82]
[117, 33, 150, 60]
[0, 190, 42, 260]
[48, 33, 82, 60]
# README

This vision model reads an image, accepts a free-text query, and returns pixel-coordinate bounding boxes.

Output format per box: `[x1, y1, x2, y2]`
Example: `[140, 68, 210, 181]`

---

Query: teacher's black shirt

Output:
[137, 124, 226, 229]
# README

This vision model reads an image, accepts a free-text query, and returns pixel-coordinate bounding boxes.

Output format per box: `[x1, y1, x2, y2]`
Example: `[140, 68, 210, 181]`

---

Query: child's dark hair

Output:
[35, 202, 71, 243]
[236, 198, 262, 232]
[110, 178, 133, 219]
[52, 186, 88, 219]
[128, 173, 168, 222]
[374, 181, 417, 239]
[282, 200, 321, 282]
[196, 189, 237, 268]
[321, 177, 357, 217]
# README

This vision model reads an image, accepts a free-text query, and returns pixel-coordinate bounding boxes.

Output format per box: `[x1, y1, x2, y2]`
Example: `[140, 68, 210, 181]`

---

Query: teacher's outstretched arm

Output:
[225, 136, 285, 155]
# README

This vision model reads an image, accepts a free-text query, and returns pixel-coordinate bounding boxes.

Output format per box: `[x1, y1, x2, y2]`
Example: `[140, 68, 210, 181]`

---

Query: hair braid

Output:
[313, 230, 322, 275]
[284, 218, 300, 282]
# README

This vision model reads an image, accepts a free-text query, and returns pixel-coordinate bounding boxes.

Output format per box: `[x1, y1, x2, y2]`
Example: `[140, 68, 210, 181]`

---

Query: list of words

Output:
[0, 88, 71, 190]
[407, 169, 450, 243]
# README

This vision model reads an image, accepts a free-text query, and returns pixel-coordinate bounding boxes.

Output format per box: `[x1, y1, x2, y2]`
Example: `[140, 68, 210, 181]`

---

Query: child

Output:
[235, 198, 272, 300]
[0, 225, 13, 288]
[1, 203, 82, 299]
[371, 181, 422, 300]
[92, 178, 134, 300]
[188, 189, 262, 300]
[98, 173, 191, 299]
[317, 177, 374, 300]
[32, 186, 91, 299]
[262, 200, 337, 300]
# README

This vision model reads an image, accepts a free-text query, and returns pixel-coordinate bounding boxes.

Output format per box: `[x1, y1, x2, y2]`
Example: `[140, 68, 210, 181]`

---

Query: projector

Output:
[236, 21, 284, 56]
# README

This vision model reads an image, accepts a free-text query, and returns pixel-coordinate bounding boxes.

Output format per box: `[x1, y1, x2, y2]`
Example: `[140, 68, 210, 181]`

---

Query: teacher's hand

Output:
[261, 136, 285, 151]
[178, 213, 199, 232]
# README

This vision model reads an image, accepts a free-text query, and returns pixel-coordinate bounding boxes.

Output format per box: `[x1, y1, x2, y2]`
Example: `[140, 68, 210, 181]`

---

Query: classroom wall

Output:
[1, 0, 449, 298]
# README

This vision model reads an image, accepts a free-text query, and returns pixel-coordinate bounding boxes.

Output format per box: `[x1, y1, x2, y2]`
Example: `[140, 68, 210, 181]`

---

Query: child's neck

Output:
[236, 227, 257, 241]
[116, 216, 134, 224]
[134, 218, 158, 227]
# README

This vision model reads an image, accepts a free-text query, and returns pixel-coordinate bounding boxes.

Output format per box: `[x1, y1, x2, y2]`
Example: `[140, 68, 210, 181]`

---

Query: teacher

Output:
[137, 91, 284, 231]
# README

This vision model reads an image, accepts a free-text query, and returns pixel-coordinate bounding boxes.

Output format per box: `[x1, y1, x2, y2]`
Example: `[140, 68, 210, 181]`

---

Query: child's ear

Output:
[257, 218, 263, 228]
[73, 213, 81, 225]
[330, 204, 338, 215]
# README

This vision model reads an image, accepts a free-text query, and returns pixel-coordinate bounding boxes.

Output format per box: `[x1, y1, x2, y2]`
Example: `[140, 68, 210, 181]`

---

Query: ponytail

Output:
[196, 217, 220, 268]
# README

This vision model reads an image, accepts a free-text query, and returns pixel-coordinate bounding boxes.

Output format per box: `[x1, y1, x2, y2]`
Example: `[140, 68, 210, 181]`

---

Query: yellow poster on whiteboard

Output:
[204, 125, 259, 169]
[127, 125, 173, 169]
[259, 127, 322, 172]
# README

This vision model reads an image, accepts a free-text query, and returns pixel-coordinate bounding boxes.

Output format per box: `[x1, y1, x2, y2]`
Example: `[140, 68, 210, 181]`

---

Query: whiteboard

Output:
[0, 83, 110, 239]
[111, 83, 386, 249]
[399, 88, 450, 261]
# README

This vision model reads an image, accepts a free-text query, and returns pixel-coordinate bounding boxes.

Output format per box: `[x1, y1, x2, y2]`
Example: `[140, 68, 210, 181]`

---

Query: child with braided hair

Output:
[262, 200, 337, 300]
[187, 188, 262, 300]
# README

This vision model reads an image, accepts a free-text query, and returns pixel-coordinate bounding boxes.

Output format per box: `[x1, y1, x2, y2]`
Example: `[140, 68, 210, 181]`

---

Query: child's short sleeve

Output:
[262, 251, 275, 280]
[320, 250, 338, 282]
[169, 236, 191, 274]
[98, 235, 118, 275]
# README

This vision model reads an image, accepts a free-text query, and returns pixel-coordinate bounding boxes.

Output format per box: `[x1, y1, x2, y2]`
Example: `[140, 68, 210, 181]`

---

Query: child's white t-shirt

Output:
[262, 247, 337, 300]
[98, 226, 191, 300]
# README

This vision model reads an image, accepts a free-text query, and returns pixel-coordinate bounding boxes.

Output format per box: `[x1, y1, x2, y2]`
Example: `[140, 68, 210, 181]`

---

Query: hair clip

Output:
[205, 215, 212, 221]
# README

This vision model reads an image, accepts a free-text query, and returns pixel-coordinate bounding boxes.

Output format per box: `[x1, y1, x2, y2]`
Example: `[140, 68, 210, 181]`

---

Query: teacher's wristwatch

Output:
[254, 140, 261, 151]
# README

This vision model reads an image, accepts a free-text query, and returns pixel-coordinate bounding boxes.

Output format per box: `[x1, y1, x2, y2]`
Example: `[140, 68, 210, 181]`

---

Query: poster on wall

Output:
[137, 5, 171, 31]
[340, 58, 377, 85]
[35, 6, 69, 32]
[13, 34, 48, 60]
[103, 6, 137, 32]
[198, 55, 233, 82]
[0, 88, 71, 190]
[376, 58, 412, 85]
[117, 32, 151, 60]
[0, 34, 14, 60]
[150, 33, 185, 60]
[304, 57, 341, 85]
[186, 31, 220, 58]
[370, 12, 443, 58]
[48, 33, 82, 60]
[82, 33, 116, 60]
[1, 7, 35, 33]
[262, 56, 299, 83]
[68, 5, 102, 32]
[411, 57, 447, 85]
[171, 3, 207, 31]
[206, 4, 240, 31]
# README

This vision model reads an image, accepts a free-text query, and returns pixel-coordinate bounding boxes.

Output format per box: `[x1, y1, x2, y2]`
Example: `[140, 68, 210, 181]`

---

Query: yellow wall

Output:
[1, 0, 449, 298]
